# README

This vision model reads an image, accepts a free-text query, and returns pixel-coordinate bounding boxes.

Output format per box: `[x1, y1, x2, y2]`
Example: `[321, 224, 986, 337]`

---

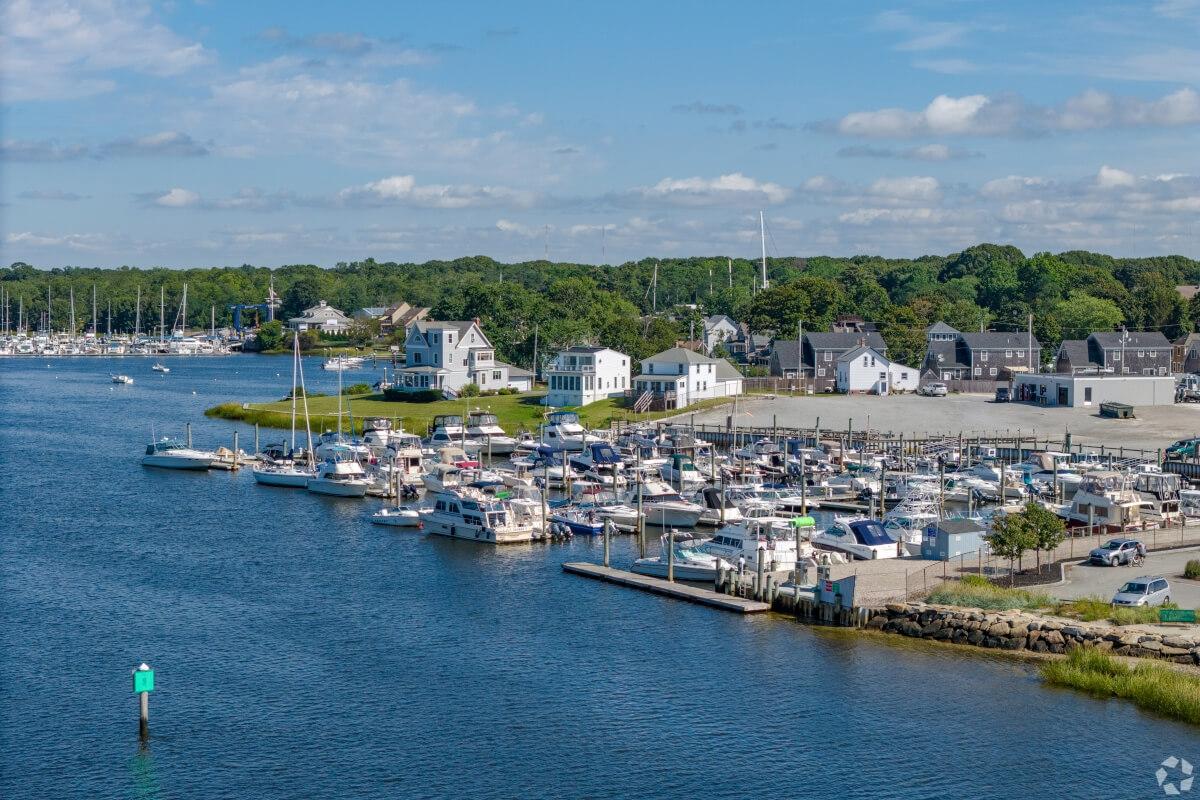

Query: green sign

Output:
[133, 669, 155, 694]
[1160, 609, 1197, 624]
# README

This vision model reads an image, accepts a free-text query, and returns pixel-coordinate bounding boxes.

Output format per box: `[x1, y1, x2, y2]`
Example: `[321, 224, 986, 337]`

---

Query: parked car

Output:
[1166, 437, 1200, 458]
[994, 387, 1011, 403]
[1112, 576, 1171, 607]
[1088, 538, 1144, 566]
[919, 382, 948, 397]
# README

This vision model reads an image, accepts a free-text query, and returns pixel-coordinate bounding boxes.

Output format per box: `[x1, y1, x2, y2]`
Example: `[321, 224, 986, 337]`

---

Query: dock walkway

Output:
[562, 562, 771, 613]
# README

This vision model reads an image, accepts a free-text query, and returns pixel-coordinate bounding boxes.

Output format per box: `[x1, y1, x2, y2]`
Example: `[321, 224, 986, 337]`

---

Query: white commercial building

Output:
[543, 346, 630, 407]
[1013, 373, 1176, 407]
[835, 346, 918, 394]
[288, 301, 351, 334]
[632, 347, 744, 410]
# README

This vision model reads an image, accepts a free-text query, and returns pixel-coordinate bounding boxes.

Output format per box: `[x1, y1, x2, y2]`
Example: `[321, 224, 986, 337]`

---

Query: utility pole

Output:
[652, 262, 658, 314]
[1028, 313, 1033, 373]
[727, 257, 732, 289]
[532, 323, 539, 385]
[797, 318, 804, 394]
[92, 283, 98, 336]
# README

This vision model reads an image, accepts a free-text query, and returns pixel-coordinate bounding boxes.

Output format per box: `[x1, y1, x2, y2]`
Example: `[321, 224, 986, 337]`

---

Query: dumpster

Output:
[1099, 401, 1135, 419]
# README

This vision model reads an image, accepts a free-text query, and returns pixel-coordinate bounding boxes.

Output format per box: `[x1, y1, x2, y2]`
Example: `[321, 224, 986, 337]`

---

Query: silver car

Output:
[1112, 576, 1171, 607]
[920, 382, 948, 397]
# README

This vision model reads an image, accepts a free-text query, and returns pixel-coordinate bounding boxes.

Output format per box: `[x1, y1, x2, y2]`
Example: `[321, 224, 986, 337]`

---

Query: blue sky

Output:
[2, 0, 1199, 267]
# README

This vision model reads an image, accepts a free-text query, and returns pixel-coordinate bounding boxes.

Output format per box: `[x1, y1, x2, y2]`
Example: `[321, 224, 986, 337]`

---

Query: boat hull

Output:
[643, 505, 704, 527]
[306, 479, 369, 498]
[421, 517, 536, 544]
[370, 511, 422, 528]
[141, 454, 213, 470]
[630, 558, 719, 581]
[252, 468, 311, 487]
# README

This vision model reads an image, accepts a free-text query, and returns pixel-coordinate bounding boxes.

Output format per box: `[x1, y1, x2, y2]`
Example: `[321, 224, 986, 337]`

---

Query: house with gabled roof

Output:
[835, 345, 918, 394]
[355, 302, 430, 335]
[1056, 331, 1172, 376]
[922, 330, 1040, 386]
[288, 301, 351, 334]
[395, 318, 526, 394]
[702, 314, 739, 353]
[631, 347, 743, 410]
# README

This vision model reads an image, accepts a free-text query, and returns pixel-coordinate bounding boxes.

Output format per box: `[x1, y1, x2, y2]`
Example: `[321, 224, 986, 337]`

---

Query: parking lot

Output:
[1051, 546, 1200, 608]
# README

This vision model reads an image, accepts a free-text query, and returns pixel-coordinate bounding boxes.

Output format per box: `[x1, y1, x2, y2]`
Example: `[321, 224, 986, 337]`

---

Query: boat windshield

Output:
[850, 520, 892, 546]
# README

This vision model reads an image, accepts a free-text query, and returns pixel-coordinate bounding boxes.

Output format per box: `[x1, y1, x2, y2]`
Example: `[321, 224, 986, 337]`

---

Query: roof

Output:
[1178, 285, 1200, 300]
[704, 314, 738, 330]
[836, 345, 888, 363]
[772, 340, 801, 366]
[805, 331, 887, 350]
[1057, 339, 1097, 367]
[928, 518, 986, 535]
[561, 345, 607, 353]
[356, 306, 390, 318]
[399, 365, 445, 373]
[1089, 331, 1172, 349]
[643, 346, 718, 364]
[496, 361, 533, 378]
[926, 321, 959, 334]
[924, 340, 967, 369]
[960, 331, 1040, 349]
[714, 359, 743, 381]
[289, 301, 350, 324]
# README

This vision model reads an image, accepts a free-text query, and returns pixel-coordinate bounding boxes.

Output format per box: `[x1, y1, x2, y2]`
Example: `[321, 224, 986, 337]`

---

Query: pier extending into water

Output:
[562, 562, 771, 613]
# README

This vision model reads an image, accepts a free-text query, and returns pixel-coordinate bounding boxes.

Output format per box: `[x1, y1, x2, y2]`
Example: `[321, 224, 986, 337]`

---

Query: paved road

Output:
[689, 392, 1200, 451]
[1051, 546, 1200, 607]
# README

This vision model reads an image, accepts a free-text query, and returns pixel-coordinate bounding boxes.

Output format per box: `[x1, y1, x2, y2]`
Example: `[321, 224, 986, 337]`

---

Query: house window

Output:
[413, 352, 422, 364]
[980, 352, 989, 362]
[1138, 350, 1145, 358]
[493, 370, 501, 381]
[1005, 350, 1012, 358]
[1113, 351, 1121, 361]
[1084, 387, 1092, 402]
[862, 356, 869, 366]
[823, 351, 832, 362]
[974, 367, 982, 376]
[1017, 350, 1024, 358]
[447, 334, 453, 343]
[817, 368, 826, 377]
[989, 367, 998, 376]
[1160, 367, 1168, 375]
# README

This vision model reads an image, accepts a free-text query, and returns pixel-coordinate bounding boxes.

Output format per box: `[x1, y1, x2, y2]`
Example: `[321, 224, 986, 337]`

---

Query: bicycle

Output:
[1131, 553, 1146, 568]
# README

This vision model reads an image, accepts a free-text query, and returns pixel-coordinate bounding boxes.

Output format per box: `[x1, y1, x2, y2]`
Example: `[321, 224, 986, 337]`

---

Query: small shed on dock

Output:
[921, 518, 987, 561]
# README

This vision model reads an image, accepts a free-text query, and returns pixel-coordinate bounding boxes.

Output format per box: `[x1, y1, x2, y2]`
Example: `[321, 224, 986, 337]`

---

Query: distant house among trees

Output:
[1055, 331, 1172, 375]
[354, 302, 430, 335]
[288, 301, 351, 334]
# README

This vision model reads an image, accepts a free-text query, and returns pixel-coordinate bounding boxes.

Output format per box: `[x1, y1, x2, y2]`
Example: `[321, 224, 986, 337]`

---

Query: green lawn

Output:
[204, 392, 738, 435]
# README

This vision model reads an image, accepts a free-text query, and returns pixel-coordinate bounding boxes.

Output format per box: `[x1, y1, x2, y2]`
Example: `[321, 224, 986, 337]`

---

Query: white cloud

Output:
[1, 0, 212, 101]
[1096, 165, 1137, 188]
[339, 175, 535, 209]
[837, 143, 982, 161]
[868, 176, 941, 201]
[821, 87, 1200, 138]
[981, 175, 1052, 197]
[154, 188, 200, 208]
[635, 173, 791, 205]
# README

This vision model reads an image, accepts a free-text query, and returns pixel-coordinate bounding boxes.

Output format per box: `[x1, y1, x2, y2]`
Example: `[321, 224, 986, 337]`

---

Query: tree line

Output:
[4, 243, 1199, 368]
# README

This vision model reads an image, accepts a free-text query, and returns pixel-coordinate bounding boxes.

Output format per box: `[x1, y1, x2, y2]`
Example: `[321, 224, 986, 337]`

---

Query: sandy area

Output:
[683, 393, 1200, 451]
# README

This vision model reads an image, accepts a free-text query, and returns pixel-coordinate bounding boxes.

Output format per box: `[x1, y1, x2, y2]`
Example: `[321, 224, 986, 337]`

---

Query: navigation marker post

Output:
[132, 663, 155, 739]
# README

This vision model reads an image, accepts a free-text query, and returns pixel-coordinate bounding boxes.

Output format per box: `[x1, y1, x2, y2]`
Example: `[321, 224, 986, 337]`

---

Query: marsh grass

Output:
[1042, 648, 1200, 725]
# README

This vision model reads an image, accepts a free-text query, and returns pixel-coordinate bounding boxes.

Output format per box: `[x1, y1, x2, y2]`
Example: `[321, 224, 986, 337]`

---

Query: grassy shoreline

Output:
[204, 392, 738, 435]
[1042, 648, 1200, 724]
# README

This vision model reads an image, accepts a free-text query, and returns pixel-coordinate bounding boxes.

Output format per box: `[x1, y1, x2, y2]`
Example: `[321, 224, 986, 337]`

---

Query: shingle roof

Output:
[805, 332, 887, 351]
[924, 340, 967, 369]
[837, 345, 888, 363]
[1057, 339, 1097, 368]
[496, 361, 533, 378]
[1090, 331, 1172, 349]
[704, 314, 737, 329]
[714, 359, 743, 381]
[960, 332, 1040, 349]
[643, 346, 718, 364]
[772, 340, 801, 366]
[356, 306, 390, 318]
[926, 321, 959, 334]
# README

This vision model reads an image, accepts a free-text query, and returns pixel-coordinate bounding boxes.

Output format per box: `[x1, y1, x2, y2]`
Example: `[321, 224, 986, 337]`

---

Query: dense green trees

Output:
[3, 244, 1197, 371]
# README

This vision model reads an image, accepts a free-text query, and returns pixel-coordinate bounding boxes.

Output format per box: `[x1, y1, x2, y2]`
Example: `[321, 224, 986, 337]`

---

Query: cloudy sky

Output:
[2, 0, 1199, 267]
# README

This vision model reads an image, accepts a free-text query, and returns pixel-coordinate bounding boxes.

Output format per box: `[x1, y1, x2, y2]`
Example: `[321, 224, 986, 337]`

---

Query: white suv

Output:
[919, 382, 948, 397]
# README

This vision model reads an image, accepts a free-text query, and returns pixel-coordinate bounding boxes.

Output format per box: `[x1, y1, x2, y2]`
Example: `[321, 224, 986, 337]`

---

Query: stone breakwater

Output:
[869, 603, 1200, 665]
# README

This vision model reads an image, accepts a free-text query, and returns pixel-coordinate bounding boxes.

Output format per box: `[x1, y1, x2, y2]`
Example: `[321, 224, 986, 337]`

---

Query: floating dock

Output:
[562, 562, 771, 613]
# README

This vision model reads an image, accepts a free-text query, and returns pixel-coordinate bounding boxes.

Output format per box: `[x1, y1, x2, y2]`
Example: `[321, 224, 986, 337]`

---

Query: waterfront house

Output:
[1054, 331, 1172, 376]
[771, 331, 887, 392]
[395, 318, 527, 394]
[835, 346, 918, 394]
[631, 347, 744, 410]
[543, 346, 630, 407]
[353, 302, 429, 335]
[921, 329, 1040, 386]
[288, 301, 351, 334]
[1175, 332, 1200, 374]
[702, 315, 739, 353]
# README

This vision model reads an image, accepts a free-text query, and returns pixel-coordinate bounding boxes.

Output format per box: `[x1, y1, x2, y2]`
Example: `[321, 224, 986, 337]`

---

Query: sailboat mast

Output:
[159, 286, 165, 343]
[759, 210, 769, 291]
[296, 338, 315, 465]
[69, 287, 76, 336]
[727, 258, 732, 289]
[92, 284, 97, 336]
[134, 286, 141, 336]
[289, 334, 299, 453]
[652, 262, 658, 313]
[107, 301, 112, 337]
[46, 283, 51, 334]
[337, 367, 344, 438]
[210, 304, 215, 338]
[180, 283, 188, 335]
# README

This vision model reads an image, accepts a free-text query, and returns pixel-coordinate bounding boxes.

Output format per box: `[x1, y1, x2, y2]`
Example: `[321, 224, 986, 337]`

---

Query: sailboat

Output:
[253, 335, 318, 488]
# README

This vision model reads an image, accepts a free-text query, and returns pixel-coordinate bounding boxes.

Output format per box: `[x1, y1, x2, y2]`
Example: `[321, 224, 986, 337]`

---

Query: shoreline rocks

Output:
[865, 603, 1200, 665]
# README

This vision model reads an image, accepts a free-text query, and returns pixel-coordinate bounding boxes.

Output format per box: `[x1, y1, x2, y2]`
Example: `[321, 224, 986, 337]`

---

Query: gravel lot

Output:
[686, 393, 1200, 451]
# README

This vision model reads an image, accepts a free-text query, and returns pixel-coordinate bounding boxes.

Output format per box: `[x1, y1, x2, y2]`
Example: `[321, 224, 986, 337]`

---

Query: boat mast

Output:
[107, 300, 112, 337]
[159, 286, 165, 343]
[69, 287, 76, 336]
[210, 304, 215, 338]
[92, 283, 98, 336]
[46, 283, 51, 334]
[337, 366, 344, 438]
[289, 333, 299, 453]
[18, 295, 23, 334]
[134, 286, 141, 336]
[179, 283, 188, 335]
[296, 335, 315, 465]
[759, 211, 769, 291]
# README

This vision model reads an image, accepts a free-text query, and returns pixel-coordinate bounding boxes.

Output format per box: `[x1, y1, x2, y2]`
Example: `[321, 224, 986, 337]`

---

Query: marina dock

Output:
[562, 562, 772, 613]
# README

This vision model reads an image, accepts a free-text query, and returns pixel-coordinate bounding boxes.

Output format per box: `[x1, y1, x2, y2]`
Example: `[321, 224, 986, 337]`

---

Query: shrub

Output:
[925, 575, 1053, 611]
[1056, 595, 1177, 625]
[1041, 647, 1200, 725]
[497, 387, 519, 395]
[342, 382, 372, 395]
[459, 383, 481, 398]
[382, 388, 444, 403]
[1186, 560, 1200, 579]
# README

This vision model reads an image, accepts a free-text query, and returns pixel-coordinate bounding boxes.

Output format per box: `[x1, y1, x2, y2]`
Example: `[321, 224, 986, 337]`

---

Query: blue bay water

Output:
[1, 355, 1197, 799]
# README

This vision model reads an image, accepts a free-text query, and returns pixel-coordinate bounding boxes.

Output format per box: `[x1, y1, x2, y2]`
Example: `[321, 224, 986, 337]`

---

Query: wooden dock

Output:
[562, 562, 772, 613]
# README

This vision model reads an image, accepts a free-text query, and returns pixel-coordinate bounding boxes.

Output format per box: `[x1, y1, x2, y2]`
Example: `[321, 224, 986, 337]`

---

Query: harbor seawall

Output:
[863, 602, 1200, 664]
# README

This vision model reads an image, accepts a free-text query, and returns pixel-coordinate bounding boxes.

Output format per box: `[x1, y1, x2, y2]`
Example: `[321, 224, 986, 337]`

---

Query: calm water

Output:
[1, 356, 1197, 799]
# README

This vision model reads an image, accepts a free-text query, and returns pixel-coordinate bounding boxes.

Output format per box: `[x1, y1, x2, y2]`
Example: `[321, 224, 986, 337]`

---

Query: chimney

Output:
[473, 317, 480, 326]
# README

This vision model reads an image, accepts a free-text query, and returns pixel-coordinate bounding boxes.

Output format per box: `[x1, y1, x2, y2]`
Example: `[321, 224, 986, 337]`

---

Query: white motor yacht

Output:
[812, 517, 900, 560]
[111, 374, 134, 384]
[252, 462, 315, 488]
[631, 531, 724, 581]
[660, 454, 707, 492]
[1065, 471, 1148, 532]
[697, 518, 807, 573]
[427, 415, 482, 454]
[306, 446, 370, 497]
[624, 480, 704, 527]
[695, 487, 743, 526]
[569, 442, 627, 488]
[370, 506, 423, 528]
[151, 362, 169, 373]
[419, 488, 538, 543]
[141, 438, 216, 470]
[466, 412, 519, 455]
[539, 411, 602, 452]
